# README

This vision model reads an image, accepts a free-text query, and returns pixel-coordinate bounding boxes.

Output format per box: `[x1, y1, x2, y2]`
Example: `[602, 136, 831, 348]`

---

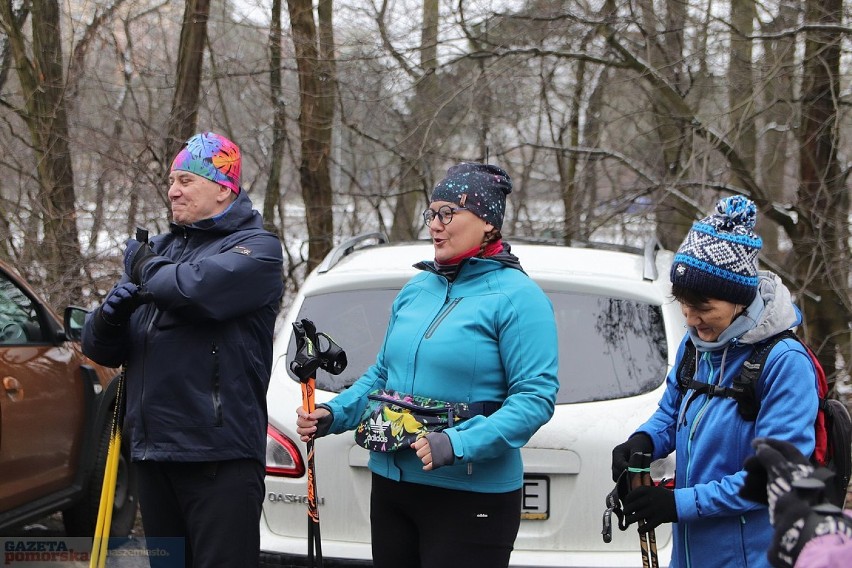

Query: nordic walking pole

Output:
[301, 372, 322, 567]
[90, 227, 146, 568]
[90, 372, 125, 568]
[291, 320, 324, 568]
[290, 319, 347, 568]
[639, 452, 660, 568]
[628, 452, 659, 568]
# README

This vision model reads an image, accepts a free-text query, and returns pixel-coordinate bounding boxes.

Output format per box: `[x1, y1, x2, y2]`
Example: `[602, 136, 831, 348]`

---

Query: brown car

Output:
[0, 260, 137, 536]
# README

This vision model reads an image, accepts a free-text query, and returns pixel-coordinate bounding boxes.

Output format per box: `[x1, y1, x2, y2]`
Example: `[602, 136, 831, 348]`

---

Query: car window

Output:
[0, 272, 42, 344]
[550, 292, 667, 403]
[286, 289, 668, 402]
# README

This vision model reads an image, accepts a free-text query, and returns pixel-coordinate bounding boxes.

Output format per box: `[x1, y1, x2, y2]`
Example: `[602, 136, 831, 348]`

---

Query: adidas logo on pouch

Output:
[367, 416, 389, 444]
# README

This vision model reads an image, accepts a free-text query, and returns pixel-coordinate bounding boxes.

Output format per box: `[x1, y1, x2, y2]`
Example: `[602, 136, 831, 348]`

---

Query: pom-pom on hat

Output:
[430, 162, 512, 230]
[171, 132, 241, 194]
[670, 195, 763, 305]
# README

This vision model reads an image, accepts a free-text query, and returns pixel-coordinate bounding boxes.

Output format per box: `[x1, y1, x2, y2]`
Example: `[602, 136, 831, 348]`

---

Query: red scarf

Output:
[438, 239, 504, 266]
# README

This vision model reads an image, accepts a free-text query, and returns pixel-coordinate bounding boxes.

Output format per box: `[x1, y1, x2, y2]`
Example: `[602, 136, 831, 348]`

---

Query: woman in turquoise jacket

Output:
[611, 196, 818, 567]
[296, 162, 559, 568]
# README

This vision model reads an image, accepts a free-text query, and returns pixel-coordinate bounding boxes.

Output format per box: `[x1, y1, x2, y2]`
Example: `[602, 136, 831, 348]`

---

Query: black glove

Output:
[124, 238, 156, 284]
[612, 433, 653, 482]
[623, 484, 678, 533]
[313, 404, 333, 438]
[741, 437, 852, 568]
[99, 282, 141, 326]
[425, 431, 455, 470]
[740, 438, 839, 518]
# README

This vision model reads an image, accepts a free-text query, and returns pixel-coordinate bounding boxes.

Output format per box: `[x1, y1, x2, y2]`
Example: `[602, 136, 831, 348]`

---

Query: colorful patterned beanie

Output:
[670, 195, 763, 305]
[171, 132, 241, 194]
[430, 162, 512, 230]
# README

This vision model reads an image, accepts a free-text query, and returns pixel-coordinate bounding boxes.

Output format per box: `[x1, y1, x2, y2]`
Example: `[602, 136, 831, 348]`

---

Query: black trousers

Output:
[370, 473, 522, 568]
[136, 459, 265, 568]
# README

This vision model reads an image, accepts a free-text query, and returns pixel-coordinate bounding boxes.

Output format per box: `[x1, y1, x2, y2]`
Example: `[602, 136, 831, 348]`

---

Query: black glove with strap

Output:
[741, 437, 852, 568]
[612, 432, 653, 501]
[611, 433, 653, 482]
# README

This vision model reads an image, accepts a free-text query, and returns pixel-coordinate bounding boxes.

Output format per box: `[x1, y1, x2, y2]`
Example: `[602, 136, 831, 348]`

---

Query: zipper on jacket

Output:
[211, 341, 223, 426]
[683, 353, 713, 568]
[687, 354, 716, 441]
[424, 298, 462, 339]
[682, 352, 713, 539]
[140, 308, 161, 460]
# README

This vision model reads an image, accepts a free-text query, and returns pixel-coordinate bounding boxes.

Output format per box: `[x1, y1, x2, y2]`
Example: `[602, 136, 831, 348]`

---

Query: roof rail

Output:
[643, 237, 662, 281]
[316, 232, 390, 274]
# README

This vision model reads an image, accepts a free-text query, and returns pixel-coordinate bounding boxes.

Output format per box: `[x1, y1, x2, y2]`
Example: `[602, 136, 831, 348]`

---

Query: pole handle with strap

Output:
[629, 451, 659, 568]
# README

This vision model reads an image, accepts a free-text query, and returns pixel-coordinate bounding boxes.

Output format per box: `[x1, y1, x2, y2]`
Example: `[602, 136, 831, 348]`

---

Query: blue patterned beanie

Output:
[430, 162, 512, 230]
[670, 195, 762, 304]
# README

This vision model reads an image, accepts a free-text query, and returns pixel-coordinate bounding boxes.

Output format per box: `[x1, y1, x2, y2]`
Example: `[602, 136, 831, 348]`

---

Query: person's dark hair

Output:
[671, 283, 713, 306]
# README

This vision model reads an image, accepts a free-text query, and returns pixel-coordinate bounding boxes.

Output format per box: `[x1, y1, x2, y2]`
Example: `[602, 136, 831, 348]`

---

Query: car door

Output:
[0, 269, 85, 511]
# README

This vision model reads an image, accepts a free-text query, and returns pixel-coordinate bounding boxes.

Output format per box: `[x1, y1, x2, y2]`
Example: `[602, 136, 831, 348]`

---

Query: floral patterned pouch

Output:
[354, 389, 499, 452]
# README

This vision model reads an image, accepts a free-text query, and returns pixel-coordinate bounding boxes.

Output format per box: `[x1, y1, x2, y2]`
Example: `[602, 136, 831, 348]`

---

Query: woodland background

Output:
[1, 0, 851, 402]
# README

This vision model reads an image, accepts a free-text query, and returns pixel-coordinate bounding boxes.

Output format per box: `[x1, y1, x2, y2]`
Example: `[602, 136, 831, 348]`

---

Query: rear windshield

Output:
[287, 289, 668, 403]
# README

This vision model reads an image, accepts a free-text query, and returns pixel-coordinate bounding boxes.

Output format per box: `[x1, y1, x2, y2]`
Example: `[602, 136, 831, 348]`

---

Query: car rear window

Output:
[287, 289, 668, 402]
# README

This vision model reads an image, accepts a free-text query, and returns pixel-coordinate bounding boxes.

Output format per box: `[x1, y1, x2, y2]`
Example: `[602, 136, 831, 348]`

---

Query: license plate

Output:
[521, 475, 549, 520]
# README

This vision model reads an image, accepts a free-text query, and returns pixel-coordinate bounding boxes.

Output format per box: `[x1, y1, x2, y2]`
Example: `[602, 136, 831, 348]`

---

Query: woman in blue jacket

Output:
[610, 196, 818, 567]
[296, 162, 559, 568]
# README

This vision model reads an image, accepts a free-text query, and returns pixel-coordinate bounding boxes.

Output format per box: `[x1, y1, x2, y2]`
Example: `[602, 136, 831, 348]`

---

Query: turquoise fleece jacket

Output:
[637, 273, 818, 568]
[322, 256, 559, 493]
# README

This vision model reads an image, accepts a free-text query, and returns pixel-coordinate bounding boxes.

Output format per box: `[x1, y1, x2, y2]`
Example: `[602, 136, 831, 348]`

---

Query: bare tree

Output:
[264, 0, 289, 236]
[792, 0, 848, 382]
[162, 0, 212, 201]
[389, 0, 439, 241]
[0, 1, 82, 305]
[287, 0, 337, 271]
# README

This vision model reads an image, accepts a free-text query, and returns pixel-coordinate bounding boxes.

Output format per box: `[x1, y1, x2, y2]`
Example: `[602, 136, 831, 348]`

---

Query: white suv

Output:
[260, 233, 685, 567]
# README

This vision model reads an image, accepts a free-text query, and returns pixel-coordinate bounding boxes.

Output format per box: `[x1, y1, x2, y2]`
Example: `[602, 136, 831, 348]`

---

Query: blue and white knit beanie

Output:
[670, 195, 762, 304]
[430, 162, 512, 230]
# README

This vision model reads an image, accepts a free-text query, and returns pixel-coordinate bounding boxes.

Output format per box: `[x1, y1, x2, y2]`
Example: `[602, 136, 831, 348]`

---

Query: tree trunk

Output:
[264, 0, 288, 236]
[757, 3, 797, 262]
[163, 0, 211, 205]
[287, 0, 336, 271]
[390, 0, 438, 241]
[0, 1, 82, 306]
[627, 0, 692, 251]
[727, 0, 757, 179]
[559, 54, 585, 245]
[793, 0, 848, 384]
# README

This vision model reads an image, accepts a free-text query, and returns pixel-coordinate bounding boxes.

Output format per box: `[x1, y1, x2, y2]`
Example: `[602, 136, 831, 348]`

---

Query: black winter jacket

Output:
[82, 192, 284, 463]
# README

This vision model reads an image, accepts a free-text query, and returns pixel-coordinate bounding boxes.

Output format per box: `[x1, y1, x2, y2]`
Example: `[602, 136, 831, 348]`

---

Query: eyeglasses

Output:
[422, 205, 468, 226]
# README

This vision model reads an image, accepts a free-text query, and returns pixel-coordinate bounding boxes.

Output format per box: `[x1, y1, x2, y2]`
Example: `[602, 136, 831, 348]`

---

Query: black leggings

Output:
[370, 473, 522, 568]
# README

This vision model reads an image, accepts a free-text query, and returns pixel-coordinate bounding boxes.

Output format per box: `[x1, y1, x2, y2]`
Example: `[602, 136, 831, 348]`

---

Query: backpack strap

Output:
[676, 340, 697, 395]
[676, 331, 796, 421]
[676, 340, 744, 417]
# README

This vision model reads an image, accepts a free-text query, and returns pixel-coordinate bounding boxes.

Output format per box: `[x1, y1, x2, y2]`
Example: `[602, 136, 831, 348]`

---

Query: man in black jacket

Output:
[83, 132, 284, 567]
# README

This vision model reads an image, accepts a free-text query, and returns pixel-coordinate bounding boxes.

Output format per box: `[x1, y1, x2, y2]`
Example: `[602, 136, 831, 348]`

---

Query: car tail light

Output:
[266, 425, 305, 477]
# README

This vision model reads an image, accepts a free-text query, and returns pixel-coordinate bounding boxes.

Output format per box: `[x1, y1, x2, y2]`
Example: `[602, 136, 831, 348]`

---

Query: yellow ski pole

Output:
[89, 363, 126, 567]
[91, 227, 145, 567]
